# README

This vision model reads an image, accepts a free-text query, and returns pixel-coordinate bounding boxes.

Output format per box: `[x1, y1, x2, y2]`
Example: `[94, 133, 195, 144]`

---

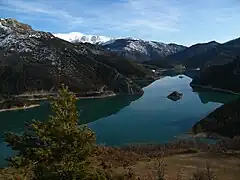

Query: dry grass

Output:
[95, 140, 240, 180]
[109, 152, 240, 180]
[2, 140, 240, 179]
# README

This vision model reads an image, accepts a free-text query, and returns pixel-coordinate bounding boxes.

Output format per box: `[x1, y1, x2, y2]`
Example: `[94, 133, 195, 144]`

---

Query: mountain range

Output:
[1, 18, 240, 97]
[100, 39, 186, 62]
[55, 32, 187, 63]
[0, 18, 153, 96]
[55, 32, 240, 69]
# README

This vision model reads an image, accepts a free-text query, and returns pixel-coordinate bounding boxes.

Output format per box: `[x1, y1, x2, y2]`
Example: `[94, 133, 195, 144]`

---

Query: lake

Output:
[0, 75, 239, 167]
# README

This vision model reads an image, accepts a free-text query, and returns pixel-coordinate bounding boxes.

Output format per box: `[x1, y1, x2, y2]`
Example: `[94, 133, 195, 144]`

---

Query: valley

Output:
[1, 18, 240, 179]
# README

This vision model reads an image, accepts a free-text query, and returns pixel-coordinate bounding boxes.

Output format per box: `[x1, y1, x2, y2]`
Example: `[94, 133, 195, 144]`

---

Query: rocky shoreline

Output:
[0, 104, 40, 113]
[0, 91, 118, 112]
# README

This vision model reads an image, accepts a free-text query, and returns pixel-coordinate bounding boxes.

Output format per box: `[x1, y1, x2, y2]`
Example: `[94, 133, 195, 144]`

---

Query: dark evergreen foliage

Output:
[4, 85, 107, 179]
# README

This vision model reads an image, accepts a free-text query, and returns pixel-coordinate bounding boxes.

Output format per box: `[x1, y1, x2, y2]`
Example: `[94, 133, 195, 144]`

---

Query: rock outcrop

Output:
[167, 91, 183, 101]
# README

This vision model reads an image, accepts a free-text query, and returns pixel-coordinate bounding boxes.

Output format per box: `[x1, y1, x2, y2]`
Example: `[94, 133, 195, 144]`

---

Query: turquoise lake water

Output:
[0, 75, 239, 167]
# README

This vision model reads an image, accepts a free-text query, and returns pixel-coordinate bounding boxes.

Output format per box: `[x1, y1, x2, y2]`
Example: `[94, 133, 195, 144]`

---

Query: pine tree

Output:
[4, 85, 107, 180]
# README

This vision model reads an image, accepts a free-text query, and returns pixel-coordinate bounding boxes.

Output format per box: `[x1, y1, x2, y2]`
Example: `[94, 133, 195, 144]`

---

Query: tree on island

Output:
[3, 85, 107, 180]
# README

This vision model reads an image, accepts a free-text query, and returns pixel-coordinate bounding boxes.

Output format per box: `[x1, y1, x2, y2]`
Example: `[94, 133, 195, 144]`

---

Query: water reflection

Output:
[193, 88, 240, 104]
[0, 95, 141, 167]
[160, 69, 200, 79]
[0, 95, 141, 137]
[77, 95, 141, 124]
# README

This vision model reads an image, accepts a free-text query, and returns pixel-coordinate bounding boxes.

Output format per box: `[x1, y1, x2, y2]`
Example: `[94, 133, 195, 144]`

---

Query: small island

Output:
[167, 91, 183, 101]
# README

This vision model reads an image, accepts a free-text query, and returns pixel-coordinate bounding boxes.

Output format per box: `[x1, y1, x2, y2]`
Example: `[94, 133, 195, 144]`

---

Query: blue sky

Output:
[0, 0, 240, 46]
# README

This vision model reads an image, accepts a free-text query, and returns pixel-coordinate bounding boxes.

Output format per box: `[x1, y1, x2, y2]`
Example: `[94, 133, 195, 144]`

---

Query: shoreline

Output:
[0, 92, 119, 112]
[190, 83, 240, 95]
[0, 104, 40, 113]
[14, 91, 117, 101]
[76, 92, 116, 99]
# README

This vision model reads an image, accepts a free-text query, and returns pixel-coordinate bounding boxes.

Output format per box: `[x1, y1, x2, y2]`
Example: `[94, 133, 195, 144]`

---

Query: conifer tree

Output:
[4, 85, 106, 180]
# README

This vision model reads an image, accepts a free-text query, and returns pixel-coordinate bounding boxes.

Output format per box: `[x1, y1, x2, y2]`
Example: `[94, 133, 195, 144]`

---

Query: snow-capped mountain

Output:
[53, 32, 186, 62]
[53, 32, 113, 44]
[100, 38, 187, 62]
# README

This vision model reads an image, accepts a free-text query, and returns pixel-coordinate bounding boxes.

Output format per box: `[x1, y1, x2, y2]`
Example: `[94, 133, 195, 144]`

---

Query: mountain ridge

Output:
[53, 32, 187, 63]
[185, 38, 240, 68]
[163, 41, 220, 65]
[0, 18, 153, 96]
[100, 38, 187, 62]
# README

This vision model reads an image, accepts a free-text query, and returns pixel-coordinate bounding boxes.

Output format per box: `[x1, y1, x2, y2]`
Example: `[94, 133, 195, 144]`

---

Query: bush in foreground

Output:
[3, 85, 107, 179]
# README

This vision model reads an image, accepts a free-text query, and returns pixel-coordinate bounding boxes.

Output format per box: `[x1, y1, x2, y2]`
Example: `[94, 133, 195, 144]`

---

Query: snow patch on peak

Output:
[0, 19, 54, 53]
[124, 41, 148, 55]
[148, 41, 159, 48]
[0, 21, 11, 32]
[101, 39, 116, 46]
[53, 32, 85, 42]
[53, 32, 113, 44]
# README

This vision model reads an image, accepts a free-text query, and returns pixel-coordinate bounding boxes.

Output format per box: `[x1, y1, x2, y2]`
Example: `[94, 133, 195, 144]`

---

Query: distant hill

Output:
[190, 57, 240, 93]
[185, 38, 240, 68]
[163, 41, 220, 66]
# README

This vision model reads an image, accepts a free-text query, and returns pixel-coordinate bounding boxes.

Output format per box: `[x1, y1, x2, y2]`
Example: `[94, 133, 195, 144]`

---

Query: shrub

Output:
[4, 85, 107, 180]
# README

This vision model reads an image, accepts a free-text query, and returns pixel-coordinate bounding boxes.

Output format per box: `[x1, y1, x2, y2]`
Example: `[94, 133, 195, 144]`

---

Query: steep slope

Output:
[163, 41, 220, 65]
[75, 43, 153, 79]
[185, 38, 240, 68]
[0, 18, 147, 96]
[190, 57, 240, 93]
[192, 98, 240, 138]
[101, 39, 186, 62]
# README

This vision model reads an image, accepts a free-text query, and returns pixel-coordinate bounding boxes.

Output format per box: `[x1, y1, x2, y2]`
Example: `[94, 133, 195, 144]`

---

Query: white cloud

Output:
[0, 0, 183, 35]
[94, 0, 182, 33]
[195, 5, 240, 24]
[0, 0, 83, 27]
